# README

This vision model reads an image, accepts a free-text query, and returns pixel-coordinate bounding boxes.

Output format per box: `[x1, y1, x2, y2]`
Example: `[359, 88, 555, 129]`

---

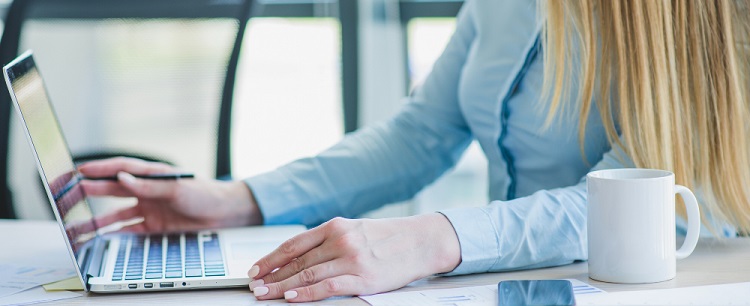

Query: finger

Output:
[285, 275, 365, 302]
[254, 258, 343, 300]
[117, 172, 178, 199]
[78, 157, 174, 177]
[249, 222, 332, 280]
[93, 206, 142, 229]
[117, 219, 148, 233]
[80, 180, 135, 197]
[254, 244, 334, 288]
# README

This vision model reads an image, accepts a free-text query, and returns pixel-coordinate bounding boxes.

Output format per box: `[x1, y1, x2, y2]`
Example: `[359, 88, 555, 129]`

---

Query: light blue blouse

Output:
[245, 0, 728, 276]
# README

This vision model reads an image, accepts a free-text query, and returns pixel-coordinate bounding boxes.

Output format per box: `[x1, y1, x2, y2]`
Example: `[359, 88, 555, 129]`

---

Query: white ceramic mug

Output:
[586, 169, 701, 283]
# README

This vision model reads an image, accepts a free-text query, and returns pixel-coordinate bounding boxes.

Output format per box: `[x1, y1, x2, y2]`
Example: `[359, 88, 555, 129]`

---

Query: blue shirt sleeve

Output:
[439, 144, 633, 275]
[244, 0, 477, 226]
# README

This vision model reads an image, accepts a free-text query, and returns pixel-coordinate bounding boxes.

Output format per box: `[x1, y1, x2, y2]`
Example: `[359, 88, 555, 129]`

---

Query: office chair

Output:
[0, 0, 254, 219]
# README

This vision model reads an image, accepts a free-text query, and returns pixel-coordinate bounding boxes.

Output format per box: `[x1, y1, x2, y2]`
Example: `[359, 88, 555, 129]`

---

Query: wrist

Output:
[244, 183, 264, 225]
[407, 213, 461, 275]
[224, 180, 264, 226]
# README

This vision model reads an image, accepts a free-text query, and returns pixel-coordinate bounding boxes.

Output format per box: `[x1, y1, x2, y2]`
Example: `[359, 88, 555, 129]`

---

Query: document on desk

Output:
[0, 286, 80, 306]
[360, 279, 604, 306]
[575, 282, 750, 305]
[0, 264, 76, 298]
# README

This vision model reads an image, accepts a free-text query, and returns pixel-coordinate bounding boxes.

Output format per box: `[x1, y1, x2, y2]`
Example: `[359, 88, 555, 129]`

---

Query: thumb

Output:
[117, 171, 176, 199]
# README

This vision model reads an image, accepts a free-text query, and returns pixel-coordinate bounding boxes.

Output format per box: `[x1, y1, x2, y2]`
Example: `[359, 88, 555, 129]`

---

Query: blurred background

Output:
[0, 0, 488, 221]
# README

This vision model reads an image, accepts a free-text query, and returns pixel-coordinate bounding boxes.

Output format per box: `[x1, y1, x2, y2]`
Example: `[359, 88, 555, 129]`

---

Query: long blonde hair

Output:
[542, 0, 750, 234]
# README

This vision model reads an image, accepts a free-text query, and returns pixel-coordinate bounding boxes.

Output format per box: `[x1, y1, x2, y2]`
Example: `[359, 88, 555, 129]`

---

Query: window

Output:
[232, 18, 344, 178]
[231, 0, 358, 178]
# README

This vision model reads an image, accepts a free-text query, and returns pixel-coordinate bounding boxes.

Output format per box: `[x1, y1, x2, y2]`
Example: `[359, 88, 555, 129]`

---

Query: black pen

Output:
[83, 173, 195, 181]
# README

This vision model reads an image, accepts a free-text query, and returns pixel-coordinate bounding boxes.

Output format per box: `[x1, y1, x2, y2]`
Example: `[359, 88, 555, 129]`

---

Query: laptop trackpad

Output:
[230, 241, 282, 261]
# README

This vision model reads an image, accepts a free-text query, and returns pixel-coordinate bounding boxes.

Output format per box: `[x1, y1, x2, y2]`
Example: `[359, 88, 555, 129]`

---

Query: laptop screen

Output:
[4, 52, 97, 262]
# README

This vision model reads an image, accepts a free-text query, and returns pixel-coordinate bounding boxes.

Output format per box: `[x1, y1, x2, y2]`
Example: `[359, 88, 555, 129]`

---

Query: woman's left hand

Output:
[247, 214, 461, 302]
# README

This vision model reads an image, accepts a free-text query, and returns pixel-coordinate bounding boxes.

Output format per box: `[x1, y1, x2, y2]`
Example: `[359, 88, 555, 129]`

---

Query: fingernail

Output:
[284, 290, 298, 300]
[117, 172, 136, 185]
[253, 286, 269, 297]
[248, 279, 264, 291]
[247, 265, 260, 278]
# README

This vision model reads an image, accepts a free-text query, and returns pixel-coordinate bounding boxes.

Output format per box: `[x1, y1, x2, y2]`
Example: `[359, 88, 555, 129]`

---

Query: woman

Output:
[79, 0, 750, 302]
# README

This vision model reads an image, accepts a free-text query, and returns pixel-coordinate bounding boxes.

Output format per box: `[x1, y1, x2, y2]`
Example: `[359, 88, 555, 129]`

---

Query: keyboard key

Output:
[185, 269, 202, 277]
[145, 236, 164, 278]
[145, 273, 163, 279]
[205, 271, 225, 277]
[204, 253, 222, 262]
[113, 238, 128, 282]
[202, 233, 225, 277]
[166, 271, 182, 278]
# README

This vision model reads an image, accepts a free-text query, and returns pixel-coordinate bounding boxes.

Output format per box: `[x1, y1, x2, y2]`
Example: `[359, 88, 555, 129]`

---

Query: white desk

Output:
[3, 219, 750, 305]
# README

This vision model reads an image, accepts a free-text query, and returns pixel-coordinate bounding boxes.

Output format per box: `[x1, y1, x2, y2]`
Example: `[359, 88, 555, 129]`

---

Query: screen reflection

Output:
[9, 60, 97, 257]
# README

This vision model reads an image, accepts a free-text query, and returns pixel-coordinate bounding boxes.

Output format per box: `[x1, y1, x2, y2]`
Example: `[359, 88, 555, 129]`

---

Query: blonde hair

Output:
[542, 0, 750, 234]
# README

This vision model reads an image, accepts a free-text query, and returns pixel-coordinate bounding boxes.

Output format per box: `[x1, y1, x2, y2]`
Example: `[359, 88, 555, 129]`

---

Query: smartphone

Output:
[497, 280, 575, 306]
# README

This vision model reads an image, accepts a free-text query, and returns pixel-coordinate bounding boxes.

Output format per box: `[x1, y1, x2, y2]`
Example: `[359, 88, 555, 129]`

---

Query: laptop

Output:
[3, 51, 305, 293]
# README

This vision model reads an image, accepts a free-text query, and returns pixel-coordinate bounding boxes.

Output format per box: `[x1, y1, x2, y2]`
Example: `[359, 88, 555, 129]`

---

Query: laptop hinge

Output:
[82, 236, 107, 289]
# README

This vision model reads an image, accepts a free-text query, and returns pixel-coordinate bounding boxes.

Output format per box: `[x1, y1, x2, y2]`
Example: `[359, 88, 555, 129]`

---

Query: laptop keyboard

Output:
[111, 232, 226, 281]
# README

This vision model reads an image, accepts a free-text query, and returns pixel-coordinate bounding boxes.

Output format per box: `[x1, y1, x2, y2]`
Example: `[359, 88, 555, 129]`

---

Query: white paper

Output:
[360, 279, 605, 306]
[0, 287, 80, 306]
[575, 282, 750, 305]
[0, 265, 76, 298]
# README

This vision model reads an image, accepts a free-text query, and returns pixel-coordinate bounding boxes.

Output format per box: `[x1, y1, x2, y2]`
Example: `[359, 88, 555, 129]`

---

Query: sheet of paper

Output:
[575, 282, 750, 305]
[360, 279, 605, 306]
[0, 265, 76, 298]
[42, 277, 84, 292]
[0, 287, 80, 306]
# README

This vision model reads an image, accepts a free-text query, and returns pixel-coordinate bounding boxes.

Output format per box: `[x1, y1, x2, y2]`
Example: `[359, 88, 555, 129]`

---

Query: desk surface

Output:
[3, 220, 750, 305]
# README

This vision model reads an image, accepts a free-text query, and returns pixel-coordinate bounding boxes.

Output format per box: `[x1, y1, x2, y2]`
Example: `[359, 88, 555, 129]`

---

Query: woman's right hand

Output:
[77, 157, 263, 233]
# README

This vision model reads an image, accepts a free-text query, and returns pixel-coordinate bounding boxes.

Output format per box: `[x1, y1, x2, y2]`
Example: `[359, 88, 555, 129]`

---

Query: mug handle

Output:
[675, 185, 701, 259]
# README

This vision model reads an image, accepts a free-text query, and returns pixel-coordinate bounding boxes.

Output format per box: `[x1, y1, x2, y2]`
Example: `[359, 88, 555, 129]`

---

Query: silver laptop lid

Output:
[3, 51, 97, 290]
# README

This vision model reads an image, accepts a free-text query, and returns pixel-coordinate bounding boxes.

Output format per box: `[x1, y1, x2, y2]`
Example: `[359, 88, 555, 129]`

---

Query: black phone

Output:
[497, 280, 575, 306]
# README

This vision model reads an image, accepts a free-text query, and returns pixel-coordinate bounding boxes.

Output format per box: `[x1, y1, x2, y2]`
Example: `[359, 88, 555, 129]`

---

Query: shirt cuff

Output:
[438, 206, 501, 276]
[244, 169, 318, 226]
